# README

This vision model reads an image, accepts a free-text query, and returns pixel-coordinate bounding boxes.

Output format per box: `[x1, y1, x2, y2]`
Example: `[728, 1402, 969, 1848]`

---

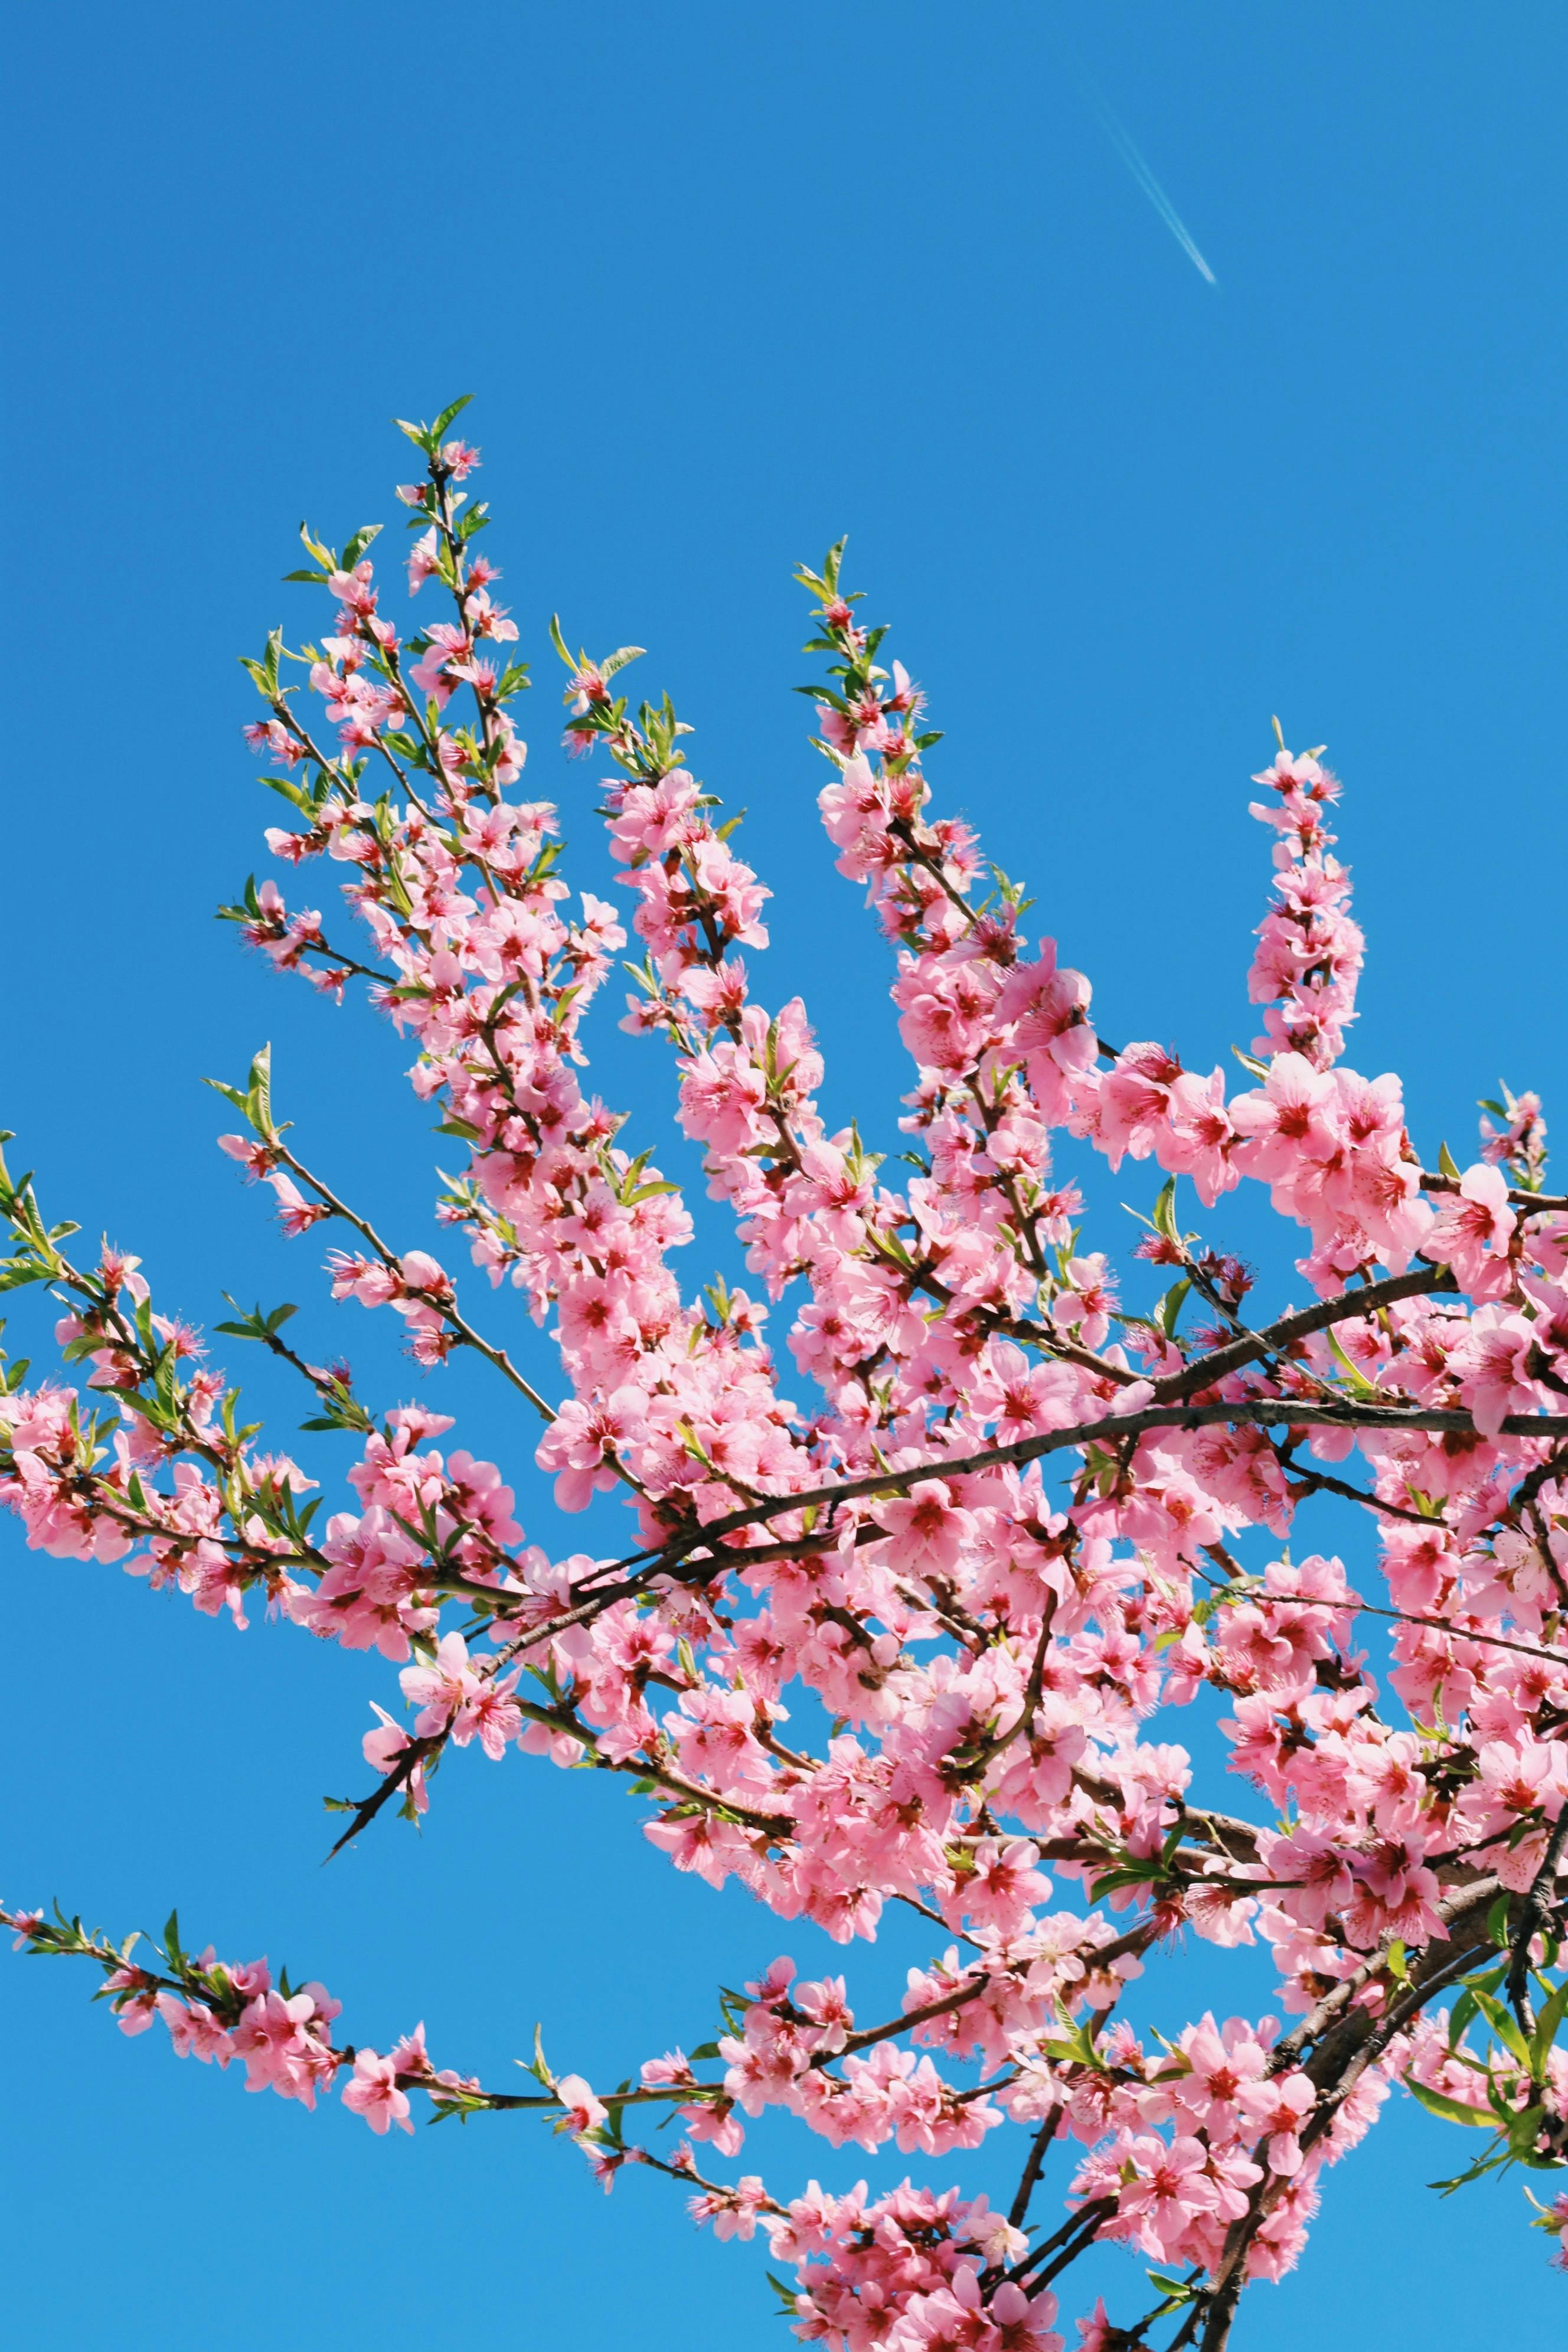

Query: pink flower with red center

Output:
[1426, 1161, 1517, 1296]
[554, 2073, 608, 2137]
[994, 940, 1097, 1123]
[1105, 2132, 1220, 2257]
[342, 2047, 413, 2135]
[874, 1479, 976, 1578]
[1160, 1067, 1240, 1206]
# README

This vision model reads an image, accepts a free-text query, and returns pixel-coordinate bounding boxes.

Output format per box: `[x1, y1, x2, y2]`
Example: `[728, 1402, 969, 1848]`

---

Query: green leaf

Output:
[1438, 1141, 1462, 1182]
[1405, 2076, 1495, 2128]
[1470, 1988, 1532, 2070]
[262, 775, 316, 816]
[1155, 1277, 1190, 1340]
[1089, 1863, 1169, 1898]
[1151, 1177, 1179, 1242]
[1428, 2145, 1512, 2195]
[527, 2020, 551, 2086]
[766, 2271, 802, 2316]
[1045, 2001, 1101, 2070]
[1506, 2102, 1547, 2158]
[1325, 1327, 1384, 1400]
[1529, 1976, 1568, 2080]
[430, 394, 475, 442]
[0, 1255, 50, 1292]
[247, 1042, 274, 1134]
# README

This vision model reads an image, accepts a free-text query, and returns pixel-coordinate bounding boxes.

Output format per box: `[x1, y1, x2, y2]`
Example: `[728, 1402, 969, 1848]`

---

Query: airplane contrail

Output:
[1080, 77, 1217, 286]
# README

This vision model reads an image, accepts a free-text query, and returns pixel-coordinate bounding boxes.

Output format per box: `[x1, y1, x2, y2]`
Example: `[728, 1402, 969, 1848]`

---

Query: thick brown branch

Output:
[654, 1394, 1568, 1574]
[1150, 1262, 1459, 1403]
[819, 1972, 992, 2066]
[1007, 2102, 1063, 2230]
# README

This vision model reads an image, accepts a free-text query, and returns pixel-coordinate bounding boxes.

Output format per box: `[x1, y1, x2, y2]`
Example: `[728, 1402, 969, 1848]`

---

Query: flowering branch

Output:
[10, 404, 1568, 2350]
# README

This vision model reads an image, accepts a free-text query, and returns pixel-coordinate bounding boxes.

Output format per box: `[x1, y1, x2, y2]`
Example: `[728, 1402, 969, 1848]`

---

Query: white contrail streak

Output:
[1083, 83, 1217, 285]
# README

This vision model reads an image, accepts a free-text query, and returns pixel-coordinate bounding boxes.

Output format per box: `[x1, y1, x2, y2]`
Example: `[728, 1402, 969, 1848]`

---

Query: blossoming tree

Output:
[7, 399, 1568, 2350]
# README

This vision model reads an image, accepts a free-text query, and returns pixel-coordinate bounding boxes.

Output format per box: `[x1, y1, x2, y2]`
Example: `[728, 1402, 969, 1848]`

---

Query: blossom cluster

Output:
[7, 403, 1568, 2350]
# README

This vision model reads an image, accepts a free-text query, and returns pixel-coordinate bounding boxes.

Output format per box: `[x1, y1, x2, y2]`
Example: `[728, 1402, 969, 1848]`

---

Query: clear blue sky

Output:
[4, 4, 1566, 2344]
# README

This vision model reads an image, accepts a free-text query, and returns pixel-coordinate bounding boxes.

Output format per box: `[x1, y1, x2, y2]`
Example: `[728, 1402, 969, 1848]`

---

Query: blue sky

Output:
[4, 2, 1567, 2343]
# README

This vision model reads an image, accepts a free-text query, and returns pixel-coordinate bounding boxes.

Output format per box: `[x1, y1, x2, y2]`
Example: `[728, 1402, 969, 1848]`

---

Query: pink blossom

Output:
[874, 1480, 975, 1578]
[555, 2073, 608, 2137]
[1425, 1161, 1517, 1296]
[342, 2047, 413, 2135]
